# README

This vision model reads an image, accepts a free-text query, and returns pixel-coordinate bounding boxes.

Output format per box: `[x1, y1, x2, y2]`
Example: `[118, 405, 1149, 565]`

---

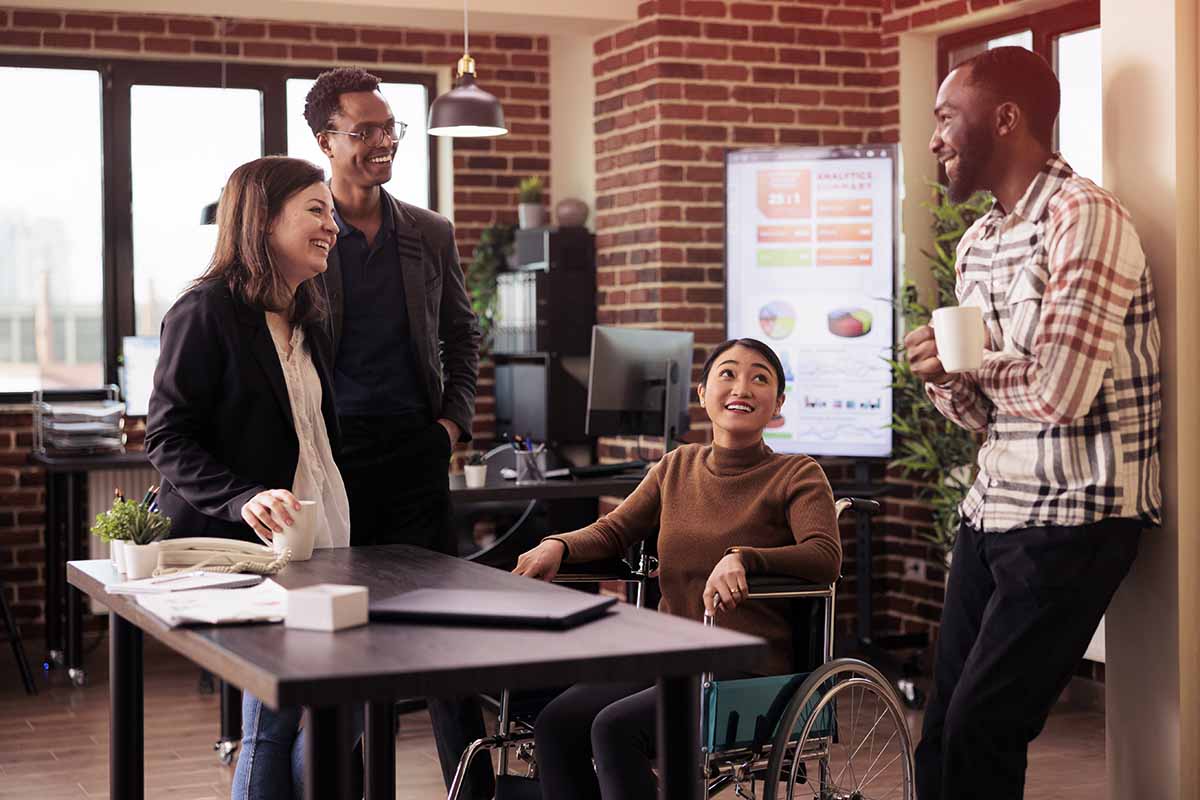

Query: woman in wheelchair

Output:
[513, 338, 842, 800]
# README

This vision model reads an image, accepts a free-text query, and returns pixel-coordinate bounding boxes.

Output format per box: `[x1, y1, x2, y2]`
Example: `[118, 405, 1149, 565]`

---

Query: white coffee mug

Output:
[464, 464, 488, 489]
[271, 500, 318, 561]
[932, 305, 985, 373]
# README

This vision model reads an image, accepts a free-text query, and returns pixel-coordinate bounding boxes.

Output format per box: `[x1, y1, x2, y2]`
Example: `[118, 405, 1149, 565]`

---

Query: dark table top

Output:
[68, 546, 766, 709]
[448, 473, 642, 502]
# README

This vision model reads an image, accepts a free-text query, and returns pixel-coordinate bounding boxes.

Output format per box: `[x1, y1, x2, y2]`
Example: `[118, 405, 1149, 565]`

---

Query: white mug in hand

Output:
[932, 306, 985, 373]
[269, 500, 318, 561]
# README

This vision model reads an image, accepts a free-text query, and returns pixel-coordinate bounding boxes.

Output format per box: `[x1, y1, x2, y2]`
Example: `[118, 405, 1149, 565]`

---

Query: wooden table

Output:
[68, 545, 766, 800]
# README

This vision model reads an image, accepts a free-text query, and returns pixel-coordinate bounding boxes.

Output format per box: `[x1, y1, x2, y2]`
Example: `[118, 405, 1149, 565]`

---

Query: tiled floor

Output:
[0, 636, 1106, 799]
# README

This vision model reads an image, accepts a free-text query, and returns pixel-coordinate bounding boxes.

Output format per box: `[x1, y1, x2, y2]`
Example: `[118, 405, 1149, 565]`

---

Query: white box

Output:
[284, 584, 369, 632]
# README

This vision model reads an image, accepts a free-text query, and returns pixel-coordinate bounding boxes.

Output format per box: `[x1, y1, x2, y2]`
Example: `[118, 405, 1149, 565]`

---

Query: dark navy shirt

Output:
[332, 200, 430, 418]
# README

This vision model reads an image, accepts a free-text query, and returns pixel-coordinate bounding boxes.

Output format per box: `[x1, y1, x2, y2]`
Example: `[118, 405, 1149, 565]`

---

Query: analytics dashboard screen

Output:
[725, 146, 896, 458]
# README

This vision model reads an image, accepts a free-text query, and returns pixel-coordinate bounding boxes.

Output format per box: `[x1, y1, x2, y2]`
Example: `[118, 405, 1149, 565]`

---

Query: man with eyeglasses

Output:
[303, 67, 492, 800]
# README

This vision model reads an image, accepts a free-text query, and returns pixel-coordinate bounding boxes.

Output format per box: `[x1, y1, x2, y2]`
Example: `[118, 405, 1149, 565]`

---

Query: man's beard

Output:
[946, 125, 994, 203]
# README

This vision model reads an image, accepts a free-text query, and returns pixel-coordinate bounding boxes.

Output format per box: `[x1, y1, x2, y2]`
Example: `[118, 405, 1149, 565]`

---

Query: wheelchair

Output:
[449, 497, 915, 800]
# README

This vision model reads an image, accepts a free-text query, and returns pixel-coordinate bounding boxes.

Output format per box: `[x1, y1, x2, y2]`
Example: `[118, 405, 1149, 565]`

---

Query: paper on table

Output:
[136, 579, 288, 627]
[108, 570, 264, 595]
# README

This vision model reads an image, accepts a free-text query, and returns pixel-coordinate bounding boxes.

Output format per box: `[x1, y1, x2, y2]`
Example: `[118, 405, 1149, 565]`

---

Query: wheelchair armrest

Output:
[553, 557, 638, 583]
[745, 574, 835, 598]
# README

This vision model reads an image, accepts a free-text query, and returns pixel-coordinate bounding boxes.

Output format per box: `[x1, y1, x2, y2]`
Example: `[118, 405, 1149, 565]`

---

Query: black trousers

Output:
[915, 518, 1142, 800]
[533, 681, 657, 800]
[338, 414, 495, 800]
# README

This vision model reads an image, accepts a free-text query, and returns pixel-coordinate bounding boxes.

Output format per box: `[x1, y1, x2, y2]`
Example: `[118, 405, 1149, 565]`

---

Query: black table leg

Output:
[44, 472, 62, 668]
[216, 681, 242, 764]
[364, 700, 396, 800]
[66, 472, 86, 685]
[110, 611, 144, 800]
[656, 674, 702, 800]
[305, 705, 353, 800]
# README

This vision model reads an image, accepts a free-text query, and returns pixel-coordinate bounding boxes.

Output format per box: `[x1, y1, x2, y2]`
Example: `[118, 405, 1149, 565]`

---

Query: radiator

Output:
[85, 465, 160, 612]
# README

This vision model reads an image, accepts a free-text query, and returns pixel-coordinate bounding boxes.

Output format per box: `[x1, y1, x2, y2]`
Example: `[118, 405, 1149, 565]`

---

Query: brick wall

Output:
[0, 6, 551, 638]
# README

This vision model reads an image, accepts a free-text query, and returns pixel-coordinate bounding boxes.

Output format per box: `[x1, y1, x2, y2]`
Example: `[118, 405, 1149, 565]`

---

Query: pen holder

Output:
[514, 450, 545, 484]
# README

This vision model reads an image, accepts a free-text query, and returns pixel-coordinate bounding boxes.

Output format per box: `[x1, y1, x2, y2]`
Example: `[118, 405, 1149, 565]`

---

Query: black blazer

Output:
[145, 281, 340, 543]
[322, 191, 481, 441]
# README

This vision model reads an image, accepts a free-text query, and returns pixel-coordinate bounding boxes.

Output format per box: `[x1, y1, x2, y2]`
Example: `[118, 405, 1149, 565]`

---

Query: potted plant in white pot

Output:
[517, 176, 545, 229]
[90, 491, 172, 579]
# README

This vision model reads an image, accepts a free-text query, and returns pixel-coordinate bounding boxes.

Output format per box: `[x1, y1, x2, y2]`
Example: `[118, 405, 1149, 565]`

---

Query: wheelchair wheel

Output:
[762, 658, 914, 800]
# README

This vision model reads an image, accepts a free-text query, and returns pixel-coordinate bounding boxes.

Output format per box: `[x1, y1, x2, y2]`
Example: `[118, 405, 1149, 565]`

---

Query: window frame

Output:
[936, 0, 1100, 83]
[0, 53, 438, 402]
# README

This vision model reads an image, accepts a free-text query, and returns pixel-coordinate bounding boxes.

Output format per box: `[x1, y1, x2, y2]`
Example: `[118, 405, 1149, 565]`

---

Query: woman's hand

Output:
[513, 539, 567, 582]
[704, 552, 749, 616]
[240, 489, 301, 541]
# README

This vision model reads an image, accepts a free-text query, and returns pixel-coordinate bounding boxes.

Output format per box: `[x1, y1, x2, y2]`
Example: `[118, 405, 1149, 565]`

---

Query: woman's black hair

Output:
[699, 338, 787, 398]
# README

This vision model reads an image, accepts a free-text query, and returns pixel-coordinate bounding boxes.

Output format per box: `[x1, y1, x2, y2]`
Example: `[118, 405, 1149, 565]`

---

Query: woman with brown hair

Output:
[146, 155, 348, 799]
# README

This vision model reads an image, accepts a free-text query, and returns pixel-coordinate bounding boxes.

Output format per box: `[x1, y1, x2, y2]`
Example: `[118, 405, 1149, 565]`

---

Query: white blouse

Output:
[266, 312, 351, 549]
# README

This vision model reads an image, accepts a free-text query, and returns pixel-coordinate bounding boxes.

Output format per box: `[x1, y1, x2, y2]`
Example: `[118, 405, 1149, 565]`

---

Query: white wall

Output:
[549, 33, 597, 230]
[1102, 1, 1199, 797]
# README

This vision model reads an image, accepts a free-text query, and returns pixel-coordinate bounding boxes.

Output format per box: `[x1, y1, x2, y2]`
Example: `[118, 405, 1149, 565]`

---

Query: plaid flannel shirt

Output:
[926, 155, 1162, 533]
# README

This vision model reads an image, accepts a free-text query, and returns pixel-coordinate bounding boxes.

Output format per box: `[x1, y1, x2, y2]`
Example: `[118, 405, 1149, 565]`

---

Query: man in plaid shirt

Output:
[905, 47, 1160, 799]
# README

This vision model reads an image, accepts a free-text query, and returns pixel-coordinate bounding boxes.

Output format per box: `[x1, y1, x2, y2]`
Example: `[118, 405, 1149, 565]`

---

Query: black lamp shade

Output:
[427, 73, 507, 137]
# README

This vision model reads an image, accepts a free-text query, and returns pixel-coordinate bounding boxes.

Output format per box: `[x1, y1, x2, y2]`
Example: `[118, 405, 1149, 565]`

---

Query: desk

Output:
[68, 546, 765, 800]
[449, 473, 641, 503]
[30, 449, 150, 685]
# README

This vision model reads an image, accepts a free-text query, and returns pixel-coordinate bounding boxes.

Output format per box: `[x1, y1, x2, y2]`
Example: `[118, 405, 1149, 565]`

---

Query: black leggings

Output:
[534, 681, 657, 800]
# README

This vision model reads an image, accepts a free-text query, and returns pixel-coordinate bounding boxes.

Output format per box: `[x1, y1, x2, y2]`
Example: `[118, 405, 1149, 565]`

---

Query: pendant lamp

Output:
[427, 0, 507, 137]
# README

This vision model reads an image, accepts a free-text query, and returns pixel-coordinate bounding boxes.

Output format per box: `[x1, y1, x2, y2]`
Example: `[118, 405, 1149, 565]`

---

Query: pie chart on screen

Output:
[759, 301, 797, 340]
[827, 308, 873, 338]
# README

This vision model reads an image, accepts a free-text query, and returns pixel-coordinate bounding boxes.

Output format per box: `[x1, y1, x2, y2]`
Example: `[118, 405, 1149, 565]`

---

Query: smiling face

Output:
[698, 344, 785, 446]
[317, 89, 398, 188]
[929, 65, 998, 203]
[266, 181, 337, 291]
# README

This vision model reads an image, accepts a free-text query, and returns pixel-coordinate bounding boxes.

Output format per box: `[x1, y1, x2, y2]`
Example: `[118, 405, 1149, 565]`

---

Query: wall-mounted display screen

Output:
[725, 146, 896, 458]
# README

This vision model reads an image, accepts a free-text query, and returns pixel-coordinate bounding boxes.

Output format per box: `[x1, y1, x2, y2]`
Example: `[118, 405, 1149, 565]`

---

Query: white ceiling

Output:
[18, 0, 638, 35]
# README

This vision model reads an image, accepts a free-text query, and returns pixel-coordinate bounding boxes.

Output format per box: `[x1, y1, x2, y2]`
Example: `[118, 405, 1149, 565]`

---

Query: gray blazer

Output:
[321, 191, 481, 442]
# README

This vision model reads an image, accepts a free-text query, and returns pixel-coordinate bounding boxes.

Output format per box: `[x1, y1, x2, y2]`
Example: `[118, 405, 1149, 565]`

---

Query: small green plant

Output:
[887, 183, 993, 559]
[517, 176, 544, 204]
[467, 451, 486, 466]
[91, 494, 172, 546]
[465, 223, 516, 350]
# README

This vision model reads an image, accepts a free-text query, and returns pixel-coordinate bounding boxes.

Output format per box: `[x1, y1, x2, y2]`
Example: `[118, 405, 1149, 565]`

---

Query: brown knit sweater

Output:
[556, 441, 841, 675]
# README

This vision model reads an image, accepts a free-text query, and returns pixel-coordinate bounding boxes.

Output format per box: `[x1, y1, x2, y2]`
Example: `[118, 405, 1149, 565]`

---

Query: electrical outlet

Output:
[903, 558, 925, 581]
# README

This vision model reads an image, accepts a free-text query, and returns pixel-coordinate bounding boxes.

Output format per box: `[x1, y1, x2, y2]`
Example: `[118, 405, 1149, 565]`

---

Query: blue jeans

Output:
[231, 693, 304, 800]
[231, 693, 365, 800]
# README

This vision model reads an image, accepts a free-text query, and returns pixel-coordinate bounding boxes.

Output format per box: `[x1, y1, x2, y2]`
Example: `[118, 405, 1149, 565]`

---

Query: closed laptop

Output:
[369, 588, 617, 629]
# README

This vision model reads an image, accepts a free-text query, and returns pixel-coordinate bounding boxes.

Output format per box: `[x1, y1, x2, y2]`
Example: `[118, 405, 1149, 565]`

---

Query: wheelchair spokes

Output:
[760, 660, 913, 800]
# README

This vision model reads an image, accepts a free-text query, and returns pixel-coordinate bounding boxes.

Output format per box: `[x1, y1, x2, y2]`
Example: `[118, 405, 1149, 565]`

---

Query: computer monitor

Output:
[119, 336, 160, 417]
[586, 326, 694, 448]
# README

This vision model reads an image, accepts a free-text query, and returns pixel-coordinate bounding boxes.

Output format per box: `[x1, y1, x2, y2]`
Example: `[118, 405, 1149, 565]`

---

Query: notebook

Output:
[369, 588, 616, 629]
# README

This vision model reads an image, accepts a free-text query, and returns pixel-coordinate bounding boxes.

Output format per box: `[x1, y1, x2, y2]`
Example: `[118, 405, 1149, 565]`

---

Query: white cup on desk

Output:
[464, 463, 488, 488]
[932, 306, 985, 373]
[267, 500, 317, 561]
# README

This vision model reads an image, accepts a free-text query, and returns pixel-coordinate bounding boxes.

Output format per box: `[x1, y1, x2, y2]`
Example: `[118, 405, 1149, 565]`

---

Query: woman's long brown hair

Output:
[195, 156, 329, 326]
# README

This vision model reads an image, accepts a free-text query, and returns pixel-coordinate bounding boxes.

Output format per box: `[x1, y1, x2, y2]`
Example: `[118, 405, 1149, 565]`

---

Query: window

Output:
[130, 85, 263, 336]
[938, 0, 1102, 182]
[0, 56, 437, 398]
[0, 66, 104, 392]
[286, 78, 431, 209]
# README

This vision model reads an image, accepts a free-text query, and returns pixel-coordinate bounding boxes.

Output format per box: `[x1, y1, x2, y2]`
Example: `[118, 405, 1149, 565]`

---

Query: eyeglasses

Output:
[323, 121, 408, 147]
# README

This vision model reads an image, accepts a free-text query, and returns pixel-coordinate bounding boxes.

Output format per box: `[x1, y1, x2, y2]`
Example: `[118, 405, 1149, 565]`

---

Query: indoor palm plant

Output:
[465, 223, 515, 351]
[888, 184, 993, 562]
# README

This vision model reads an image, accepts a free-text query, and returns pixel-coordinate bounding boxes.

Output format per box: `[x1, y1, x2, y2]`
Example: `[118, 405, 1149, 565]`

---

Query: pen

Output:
[139, 485, 155, 507]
